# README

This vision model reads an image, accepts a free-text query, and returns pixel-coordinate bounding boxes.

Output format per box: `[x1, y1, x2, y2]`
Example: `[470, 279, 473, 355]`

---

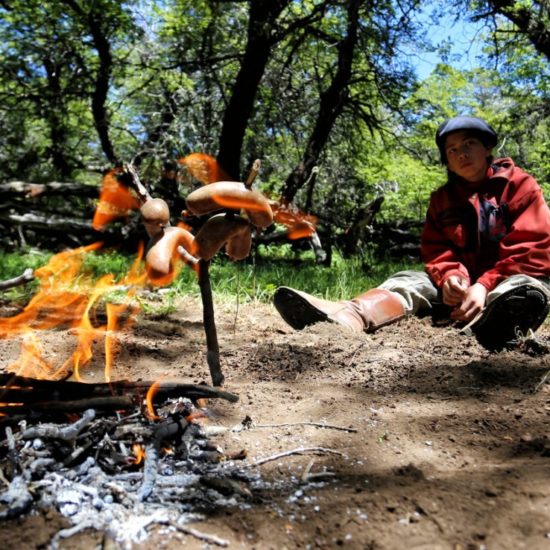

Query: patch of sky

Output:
[399, 6, 488, 81]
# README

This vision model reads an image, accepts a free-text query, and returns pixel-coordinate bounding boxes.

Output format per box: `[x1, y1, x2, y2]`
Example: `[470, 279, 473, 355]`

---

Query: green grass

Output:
[0, 247, 422, 306]
[172, 248, 421, 303]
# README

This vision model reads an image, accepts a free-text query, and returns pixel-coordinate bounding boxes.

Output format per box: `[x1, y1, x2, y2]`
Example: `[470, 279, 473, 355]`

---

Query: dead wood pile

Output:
[0, 180, 141, 251]
[0, 180, 420, 261]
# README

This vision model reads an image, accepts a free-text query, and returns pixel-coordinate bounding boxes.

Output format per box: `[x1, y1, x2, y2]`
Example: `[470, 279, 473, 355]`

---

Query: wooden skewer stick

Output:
[121, 163, 152, 204]
[197, 259, 224, 387]
[244, 159, 261, 189]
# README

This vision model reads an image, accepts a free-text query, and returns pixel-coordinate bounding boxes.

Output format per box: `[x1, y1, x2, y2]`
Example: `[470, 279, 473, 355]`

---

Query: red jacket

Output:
[421, 158, 550, 292]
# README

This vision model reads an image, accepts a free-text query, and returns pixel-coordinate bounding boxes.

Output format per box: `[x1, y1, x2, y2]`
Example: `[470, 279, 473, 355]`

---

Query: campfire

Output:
[0, 232, 247, 545]
[0, 373, 253, 547]
[0, 157, 325, 546]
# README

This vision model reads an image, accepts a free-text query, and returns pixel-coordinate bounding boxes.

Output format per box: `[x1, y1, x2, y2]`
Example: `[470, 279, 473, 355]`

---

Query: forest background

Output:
[0, 0, 548, 267]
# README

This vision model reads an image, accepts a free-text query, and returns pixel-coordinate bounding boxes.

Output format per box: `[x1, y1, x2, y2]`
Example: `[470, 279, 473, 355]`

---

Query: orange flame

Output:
[178, 153, 232, 185]
[93, 169, 140, 230]
[7, 330, 55, 379]
[145, 380, 162, 420]
[0, 243, 147, 382]
[271, 200, 317, 239]
[132, 443, 145, 465]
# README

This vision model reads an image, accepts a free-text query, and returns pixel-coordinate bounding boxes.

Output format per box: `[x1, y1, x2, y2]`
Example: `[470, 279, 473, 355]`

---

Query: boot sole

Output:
[471, 285, 549, 351]
[273, 287, 329, 330]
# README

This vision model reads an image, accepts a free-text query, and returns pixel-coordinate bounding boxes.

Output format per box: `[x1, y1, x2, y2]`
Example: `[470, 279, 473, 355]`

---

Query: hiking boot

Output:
[468, 284, 549, 351]
[273, 286, 405, 333]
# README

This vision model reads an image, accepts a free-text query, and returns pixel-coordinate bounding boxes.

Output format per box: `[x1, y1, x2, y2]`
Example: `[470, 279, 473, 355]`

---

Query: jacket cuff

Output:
[475, 273, 501, 292]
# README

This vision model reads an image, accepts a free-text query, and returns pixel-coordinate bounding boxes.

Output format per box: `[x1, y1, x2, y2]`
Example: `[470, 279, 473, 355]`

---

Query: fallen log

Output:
[0, 211, 95, 232]
[0, 181, 98, 199]
[0, 269, 34, 291]
[255, 229, 327, 264]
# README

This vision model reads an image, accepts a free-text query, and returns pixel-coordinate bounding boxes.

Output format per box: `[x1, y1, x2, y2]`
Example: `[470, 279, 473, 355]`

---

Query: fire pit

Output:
[0, 374, 256, 548]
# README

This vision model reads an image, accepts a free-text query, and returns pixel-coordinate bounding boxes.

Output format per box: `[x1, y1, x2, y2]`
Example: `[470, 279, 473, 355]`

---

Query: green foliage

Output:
[0, 250, 51, 302]
[0, 0, 142, 180]
[0, 248, 422, 310]
[0, 0, 548, 257]
[0, 250, 52, 280]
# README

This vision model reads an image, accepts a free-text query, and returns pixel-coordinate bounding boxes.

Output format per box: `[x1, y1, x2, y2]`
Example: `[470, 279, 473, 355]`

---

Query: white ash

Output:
[0, 402, 261, 547]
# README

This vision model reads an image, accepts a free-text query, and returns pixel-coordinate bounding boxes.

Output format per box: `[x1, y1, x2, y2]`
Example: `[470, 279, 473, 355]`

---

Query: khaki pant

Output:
[377, 270, 550, 315]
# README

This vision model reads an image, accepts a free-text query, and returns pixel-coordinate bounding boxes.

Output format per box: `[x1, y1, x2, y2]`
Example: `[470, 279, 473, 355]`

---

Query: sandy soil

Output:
[2, 295, 550, 550]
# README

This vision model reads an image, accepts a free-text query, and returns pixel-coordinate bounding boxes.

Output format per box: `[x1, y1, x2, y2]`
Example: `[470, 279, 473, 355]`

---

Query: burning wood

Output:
[0, 374, 238, 418]
[0, 242, 146, 383]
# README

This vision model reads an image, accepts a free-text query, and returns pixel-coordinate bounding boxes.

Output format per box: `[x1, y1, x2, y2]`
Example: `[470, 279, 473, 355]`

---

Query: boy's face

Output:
[444, 130, 493, 183]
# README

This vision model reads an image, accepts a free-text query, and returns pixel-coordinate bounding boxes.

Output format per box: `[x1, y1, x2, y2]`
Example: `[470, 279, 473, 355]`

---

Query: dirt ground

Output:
[2, 294, 550, 550]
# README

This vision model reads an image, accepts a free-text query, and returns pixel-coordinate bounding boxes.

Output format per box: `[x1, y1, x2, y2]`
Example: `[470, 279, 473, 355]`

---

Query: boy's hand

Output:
[442, 275, 469, 306]
[450, 282, 488, 322]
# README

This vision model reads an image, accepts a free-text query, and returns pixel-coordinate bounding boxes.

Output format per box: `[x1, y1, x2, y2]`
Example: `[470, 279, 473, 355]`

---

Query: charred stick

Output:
[0, 374, 238, 404]
[251, 446, 347, 467]
[198, 259, 224, 386]
[4, 426, 20, 474]
[21, 408, 95, 441]
[113, 424, 154, 439]
[28, 458, 56, 477]
[138, 416, 187, 501]
[0, 396, 135, 415]
[62, 439, 96, 468]
[152, 382, 237, 403]
[0, 268, 34, 291]
[138, 441, 159, 501]
[0, 475, 33, 520]
[152, 519, 229, 547]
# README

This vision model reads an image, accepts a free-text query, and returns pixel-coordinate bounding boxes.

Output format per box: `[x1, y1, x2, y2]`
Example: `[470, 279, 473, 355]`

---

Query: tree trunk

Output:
[216, 0, 290, 180]
[63, 0, 118, 164]
[43, 57, 72, 178]
[282, 0, 361, 203]
[486, 0, 550, 60]
[88, 11, 118, 165]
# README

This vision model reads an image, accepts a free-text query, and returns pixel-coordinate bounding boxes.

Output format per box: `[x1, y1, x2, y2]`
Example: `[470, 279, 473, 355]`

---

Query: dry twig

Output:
[254, 421, 357, 433]
[251, 446, 346, 467]
[154, 519, 229, 547]
[244, 159, 261, 188]
[0, 268, 34, 291]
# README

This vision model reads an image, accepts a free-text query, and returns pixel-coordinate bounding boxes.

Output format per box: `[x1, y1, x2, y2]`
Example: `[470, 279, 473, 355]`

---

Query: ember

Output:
[0, 383, 254, 548]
